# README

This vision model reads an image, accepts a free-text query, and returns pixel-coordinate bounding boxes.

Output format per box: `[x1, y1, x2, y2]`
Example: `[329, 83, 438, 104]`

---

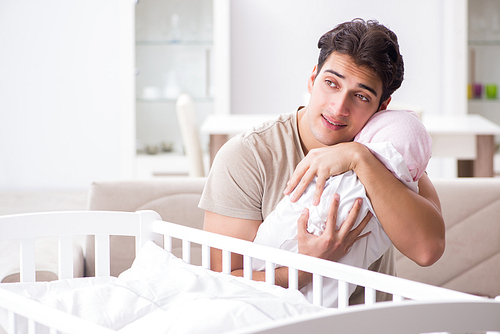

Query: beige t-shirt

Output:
[199, 109, 395, 304]
[200, 111, 304, 221]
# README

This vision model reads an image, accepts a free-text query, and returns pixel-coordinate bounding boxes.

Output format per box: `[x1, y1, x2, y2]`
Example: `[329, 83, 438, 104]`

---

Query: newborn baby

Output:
[253, 109, 432, 307]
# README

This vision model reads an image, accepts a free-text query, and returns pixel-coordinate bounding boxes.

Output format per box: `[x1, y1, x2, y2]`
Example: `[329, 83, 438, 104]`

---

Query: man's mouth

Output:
[322, 114, 347, 129]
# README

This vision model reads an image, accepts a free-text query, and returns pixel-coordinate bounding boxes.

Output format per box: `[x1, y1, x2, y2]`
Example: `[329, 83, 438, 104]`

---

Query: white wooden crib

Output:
[0, 210, 499, 334]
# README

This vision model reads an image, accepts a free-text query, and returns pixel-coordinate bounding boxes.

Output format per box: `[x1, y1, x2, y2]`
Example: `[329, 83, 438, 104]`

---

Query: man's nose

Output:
[330, 92, 350, 117]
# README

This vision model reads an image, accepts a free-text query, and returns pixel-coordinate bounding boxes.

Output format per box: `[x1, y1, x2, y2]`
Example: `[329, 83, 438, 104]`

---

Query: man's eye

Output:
[356, 94, 369, 102]
[325, 80, 337, 88]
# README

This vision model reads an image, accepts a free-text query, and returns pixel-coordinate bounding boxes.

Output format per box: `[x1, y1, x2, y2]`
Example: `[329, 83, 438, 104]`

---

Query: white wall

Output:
[0, 0, 135, 190]
[229, 0, 466, 117]
[0, 1, 467, 190]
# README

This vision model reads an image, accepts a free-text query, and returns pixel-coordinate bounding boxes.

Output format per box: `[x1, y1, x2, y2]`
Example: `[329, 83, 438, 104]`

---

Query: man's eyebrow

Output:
[324, 69, 378, 97]
[358, 83, 378, 97]
[325, 69, 345, 79]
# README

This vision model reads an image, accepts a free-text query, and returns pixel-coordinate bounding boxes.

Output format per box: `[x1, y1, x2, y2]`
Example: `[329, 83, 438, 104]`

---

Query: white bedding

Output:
[0, 241, 327, 333]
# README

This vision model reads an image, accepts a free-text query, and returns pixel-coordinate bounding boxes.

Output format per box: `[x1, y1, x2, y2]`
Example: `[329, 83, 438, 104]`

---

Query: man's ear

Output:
[378, 96, 392, 111]
[307, 65, 318, 94]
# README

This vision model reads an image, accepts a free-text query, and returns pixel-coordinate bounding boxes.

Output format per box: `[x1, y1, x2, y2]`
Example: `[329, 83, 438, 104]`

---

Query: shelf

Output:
[468, 99, 500, 104]
[136, 97, 213, 104]
[468, 40, 500, 46]
[136, 40, 212, 47]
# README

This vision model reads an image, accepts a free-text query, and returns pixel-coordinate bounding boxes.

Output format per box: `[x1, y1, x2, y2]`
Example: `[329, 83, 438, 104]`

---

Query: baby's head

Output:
[354, 109, 432, 181]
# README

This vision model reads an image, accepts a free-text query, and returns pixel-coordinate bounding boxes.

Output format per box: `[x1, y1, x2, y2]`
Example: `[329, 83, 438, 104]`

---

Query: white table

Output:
[423, 114, 500, 177]
[201, 113, 500, 177]
[200, 114, 279, 165]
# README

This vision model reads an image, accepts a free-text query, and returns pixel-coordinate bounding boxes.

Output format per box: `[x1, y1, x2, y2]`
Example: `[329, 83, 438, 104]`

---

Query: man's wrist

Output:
[349, 141, 372, 173]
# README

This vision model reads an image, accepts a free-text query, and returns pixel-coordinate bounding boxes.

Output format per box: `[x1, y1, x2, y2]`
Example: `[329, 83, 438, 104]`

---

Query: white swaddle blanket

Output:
[253, 141, 418, 307]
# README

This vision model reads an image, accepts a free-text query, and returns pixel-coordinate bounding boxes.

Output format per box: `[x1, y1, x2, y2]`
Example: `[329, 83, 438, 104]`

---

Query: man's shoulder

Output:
[212, 112, 294, 166]
[235, 111, 297, 147]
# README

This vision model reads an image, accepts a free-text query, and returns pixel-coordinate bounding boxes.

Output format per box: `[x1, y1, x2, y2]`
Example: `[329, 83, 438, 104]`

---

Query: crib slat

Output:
[20, 237, 36, 283]
[312, 274, 323, 306]
[288, 268, 298, 290]
[202, 244, 210, 269]
[94, 234, 110, 277]
[28, 318, 36, 334]
[182, 240, 191, 264]
[365, 287, 376, 305]
[243, 255, 253, 280]
[58, 235, 74, 279]
[393, 294, 404, 303]
[8, 310, 16, 333]
[222, 250, 231, 274]
[164, 235, 172, 252]
[338, 280, 349, 309]
[265, 261, 275, 285]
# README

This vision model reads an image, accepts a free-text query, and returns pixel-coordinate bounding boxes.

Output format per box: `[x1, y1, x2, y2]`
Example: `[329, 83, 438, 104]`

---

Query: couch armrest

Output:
[86, 177, 206, 277]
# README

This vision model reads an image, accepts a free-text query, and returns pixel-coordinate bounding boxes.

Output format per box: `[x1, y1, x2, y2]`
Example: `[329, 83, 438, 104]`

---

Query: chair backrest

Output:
[176, 93, 205, 177]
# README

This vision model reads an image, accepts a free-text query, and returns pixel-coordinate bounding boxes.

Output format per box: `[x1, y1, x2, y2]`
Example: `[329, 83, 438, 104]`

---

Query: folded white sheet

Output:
[0, 241, 327, 334]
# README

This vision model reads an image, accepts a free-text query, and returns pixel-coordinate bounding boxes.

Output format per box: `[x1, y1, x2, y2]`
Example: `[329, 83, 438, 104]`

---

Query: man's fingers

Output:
[323, 193, 340, 235]
[351, 210, 373, 235]
[355, 231, 371, 242]
[297, 208, 309, 236]
[290, 169, 316, 202]
[313, 175, 328, 206]
[284, 160, 309, 196]
[336, 198, 363, 239]
[346, 211, 373, 247]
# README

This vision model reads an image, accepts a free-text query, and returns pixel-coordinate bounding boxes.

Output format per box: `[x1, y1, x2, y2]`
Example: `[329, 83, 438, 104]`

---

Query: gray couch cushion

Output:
[395, 178, 500, 298]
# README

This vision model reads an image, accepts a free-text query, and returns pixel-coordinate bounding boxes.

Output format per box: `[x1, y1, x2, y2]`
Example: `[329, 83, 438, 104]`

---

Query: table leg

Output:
[209, 134, 229, 167]
[474, 135, 495, 177]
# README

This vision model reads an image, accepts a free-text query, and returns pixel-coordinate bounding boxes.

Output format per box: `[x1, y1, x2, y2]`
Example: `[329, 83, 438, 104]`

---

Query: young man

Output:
[199, 19, 445, 304]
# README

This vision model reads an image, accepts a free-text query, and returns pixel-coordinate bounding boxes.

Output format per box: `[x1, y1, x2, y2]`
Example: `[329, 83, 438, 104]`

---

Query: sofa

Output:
[2, 177, 500, 299]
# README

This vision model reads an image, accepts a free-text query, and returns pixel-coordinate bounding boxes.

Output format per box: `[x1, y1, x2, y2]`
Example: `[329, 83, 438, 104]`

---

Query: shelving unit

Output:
[134, 0, 214, 177]
[467, 0, 500, 175]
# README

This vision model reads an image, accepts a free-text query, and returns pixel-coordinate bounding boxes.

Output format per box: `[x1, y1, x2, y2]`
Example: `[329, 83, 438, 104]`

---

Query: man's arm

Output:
[284, 142, 445, 266]
[355, 153, 444, 266]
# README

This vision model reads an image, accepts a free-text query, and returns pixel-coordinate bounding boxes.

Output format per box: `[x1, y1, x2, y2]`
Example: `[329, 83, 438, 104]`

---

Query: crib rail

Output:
[240, 299, 500, 334]
[151, 220, 481, 307]
[0, 210, 162, 282]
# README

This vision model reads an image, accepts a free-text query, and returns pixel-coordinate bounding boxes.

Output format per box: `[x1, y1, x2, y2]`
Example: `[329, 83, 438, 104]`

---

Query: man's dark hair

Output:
[317, 18, 404, 104]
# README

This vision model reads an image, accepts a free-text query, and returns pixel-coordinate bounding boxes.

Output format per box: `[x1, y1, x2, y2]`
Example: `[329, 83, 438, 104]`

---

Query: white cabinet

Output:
[134, 0, 217, 177]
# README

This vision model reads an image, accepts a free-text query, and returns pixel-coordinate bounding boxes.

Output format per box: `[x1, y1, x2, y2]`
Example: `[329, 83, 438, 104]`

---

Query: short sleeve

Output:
[198, 134, 264, 221]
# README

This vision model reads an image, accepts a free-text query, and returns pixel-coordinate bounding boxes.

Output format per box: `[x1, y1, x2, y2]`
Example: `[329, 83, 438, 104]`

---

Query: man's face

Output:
[304, 52, 389, 149]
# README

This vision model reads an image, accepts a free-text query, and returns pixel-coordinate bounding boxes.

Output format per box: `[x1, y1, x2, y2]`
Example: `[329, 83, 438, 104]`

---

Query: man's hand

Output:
[297, 193, 372, 262]
[284, 142, 361, 205]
